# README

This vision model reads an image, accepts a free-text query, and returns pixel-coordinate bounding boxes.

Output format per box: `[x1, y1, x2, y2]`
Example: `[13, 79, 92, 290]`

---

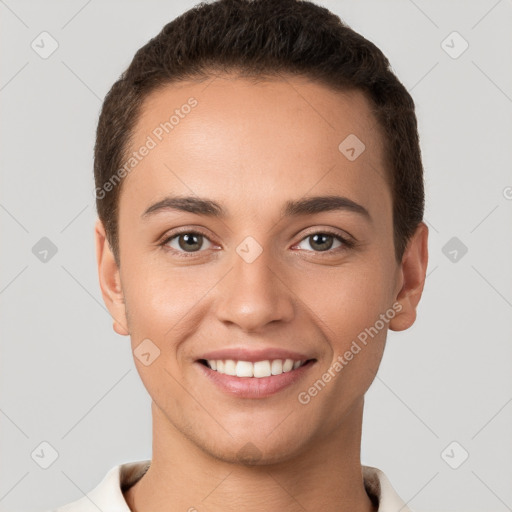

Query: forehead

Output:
[137, 74, 382, 155]
[119, 74, 390, 222]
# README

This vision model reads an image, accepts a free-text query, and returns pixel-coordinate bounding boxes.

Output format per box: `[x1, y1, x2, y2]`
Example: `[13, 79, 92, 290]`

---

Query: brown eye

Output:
[164, 231, 214, 253]
[307, 233, 335, 252]
[295, 231, 352, 253]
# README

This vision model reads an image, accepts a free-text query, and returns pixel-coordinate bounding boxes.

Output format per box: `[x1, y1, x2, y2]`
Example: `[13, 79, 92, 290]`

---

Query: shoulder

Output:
[46, 460, 151, 512]
[362, 464, 415, 512]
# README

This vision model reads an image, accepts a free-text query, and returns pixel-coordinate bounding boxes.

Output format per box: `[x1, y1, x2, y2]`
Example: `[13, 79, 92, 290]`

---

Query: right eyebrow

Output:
[141, 196, 225, 219]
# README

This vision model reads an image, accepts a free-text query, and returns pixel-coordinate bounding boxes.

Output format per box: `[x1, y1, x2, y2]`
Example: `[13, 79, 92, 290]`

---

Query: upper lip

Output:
[197, 347, 315, 363]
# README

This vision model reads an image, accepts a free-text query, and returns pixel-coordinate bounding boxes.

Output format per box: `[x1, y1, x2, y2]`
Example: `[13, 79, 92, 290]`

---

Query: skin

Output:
[95, 73, 428, 512]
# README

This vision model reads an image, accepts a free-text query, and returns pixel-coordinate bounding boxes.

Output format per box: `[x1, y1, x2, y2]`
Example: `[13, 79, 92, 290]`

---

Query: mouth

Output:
[195, 357, 317, 398]
[197, 357, 315, 377]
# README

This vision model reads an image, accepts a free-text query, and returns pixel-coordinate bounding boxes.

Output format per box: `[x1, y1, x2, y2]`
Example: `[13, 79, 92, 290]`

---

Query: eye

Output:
[294, 230, 353, 253]
[162, 230, 215, 255]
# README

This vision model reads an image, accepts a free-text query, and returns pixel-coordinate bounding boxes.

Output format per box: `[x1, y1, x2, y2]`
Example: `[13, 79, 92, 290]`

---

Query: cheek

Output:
[123, 260, 221, 345]
[296, 261, 392, 341]
[295, 258, 393, 385]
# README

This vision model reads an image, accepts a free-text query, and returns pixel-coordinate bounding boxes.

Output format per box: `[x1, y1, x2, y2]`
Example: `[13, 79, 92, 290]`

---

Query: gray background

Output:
[1, 1, 511, 511]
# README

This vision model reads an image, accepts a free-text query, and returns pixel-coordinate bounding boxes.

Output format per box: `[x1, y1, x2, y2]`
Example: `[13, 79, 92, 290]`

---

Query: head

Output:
[95, 0, 428, 464]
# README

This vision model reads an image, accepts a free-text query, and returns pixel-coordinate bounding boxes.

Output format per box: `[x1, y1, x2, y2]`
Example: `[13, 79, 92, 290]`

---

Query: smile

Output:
[196, 358, 317, 398]
[199, 358, 310, 378]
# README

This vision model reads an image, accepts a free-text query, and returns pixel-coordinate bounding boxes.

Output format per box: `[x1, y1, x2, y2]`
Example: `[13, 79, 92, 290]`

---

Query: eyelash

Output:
[159, 228, 355, 257]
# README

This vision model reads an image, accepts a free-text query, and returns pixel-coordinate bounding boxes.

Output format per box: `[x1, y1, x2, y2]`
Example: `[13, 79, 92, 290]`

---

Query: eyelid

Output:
[159, 227, 218, 249]
[292, 227, 356, 252]
[297, 226, 355, 243]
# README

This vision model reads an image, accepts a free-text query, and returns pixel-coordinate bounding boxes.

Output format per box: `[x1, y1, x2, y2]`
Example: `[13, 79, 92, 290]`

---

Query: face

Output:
[96, 74, 428, 465]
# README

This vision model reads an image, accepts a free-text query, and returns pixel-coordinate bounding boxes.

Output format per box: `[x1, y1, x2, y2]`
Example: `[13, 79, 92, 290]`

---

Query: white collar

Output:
[52, 459, 413, 512]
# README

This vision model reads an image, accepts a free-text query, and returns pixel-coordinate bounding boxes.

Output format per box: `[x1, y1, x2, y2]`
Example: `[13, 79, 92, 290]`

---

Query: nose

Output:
[214, 246, 295, 333]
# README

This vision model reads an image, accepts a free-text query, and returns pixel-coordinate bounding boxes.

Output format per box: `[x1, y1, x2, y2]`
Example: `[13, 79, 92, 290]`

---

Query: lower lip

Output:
[195, 360, 316, 398]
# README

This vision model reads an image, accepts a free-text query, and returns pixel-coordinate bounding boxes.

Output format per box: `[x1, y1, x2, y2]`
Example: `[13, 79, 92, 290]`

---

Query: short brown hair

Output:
[94, 0, 424, 266]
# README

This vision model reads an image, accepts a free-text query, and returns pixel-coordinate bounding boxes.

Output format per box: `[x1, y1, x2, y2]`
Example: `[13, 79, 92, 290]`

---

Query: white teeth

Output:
[223, 359, 236, 376]
[236, 360, 253, 377]
[205, 358, 307, 378]
[271, 359, 283, 375]
[253, 360, 271, 378]
[282, 359, 294, 372]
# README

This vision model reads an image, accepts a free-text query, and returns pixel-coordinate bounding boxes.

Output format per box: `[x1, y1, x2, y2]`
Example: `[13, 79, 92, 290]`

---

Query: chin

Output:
[200, 430, 311, 467]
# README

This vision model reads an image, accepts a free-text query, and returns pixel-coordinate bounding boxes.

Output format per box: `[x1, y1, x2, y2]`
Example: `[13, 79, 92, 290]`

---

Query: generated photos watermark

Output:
[94, 97, 198, 200]
[297, 301, 402, 405]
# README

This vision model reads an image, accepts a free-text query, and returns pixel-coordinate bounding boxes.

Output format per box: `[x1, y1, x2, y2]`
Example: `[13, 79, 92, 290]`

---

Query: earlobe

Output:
[94, 218, 130, 336]
[389, 222, 429, 332]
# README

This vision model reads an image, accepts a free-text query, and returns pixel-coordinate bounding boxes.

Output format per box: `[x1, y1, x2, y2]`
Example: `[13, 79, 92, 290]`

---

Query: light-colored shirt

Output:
[50, 459, 413, 512]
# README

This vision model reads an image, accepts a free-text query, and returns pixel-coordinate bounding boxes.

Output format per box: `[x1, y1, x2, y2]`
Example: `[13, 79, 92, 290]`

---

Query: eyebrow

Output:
[141, 194, 371, 222]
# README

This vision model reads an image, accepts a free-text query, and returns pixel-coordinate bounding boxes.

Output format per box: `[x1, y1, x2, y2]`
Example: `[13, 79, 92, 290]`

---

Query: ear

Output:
[94, 218, 129, 336]
[389, 221, 429, 332]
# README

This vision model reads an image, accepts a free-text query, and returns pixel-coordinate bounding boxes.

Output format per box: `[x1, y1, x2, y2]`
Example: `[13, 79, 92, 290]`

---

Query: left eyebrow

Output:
[141, 194, 371, 223]
[283, 195, 371, 222]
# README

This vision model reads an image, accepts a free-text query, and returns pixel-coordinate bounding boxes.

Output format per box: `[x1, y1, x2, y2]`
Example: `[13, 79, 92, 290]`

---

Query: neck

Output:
[124, 398, 376, 512]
